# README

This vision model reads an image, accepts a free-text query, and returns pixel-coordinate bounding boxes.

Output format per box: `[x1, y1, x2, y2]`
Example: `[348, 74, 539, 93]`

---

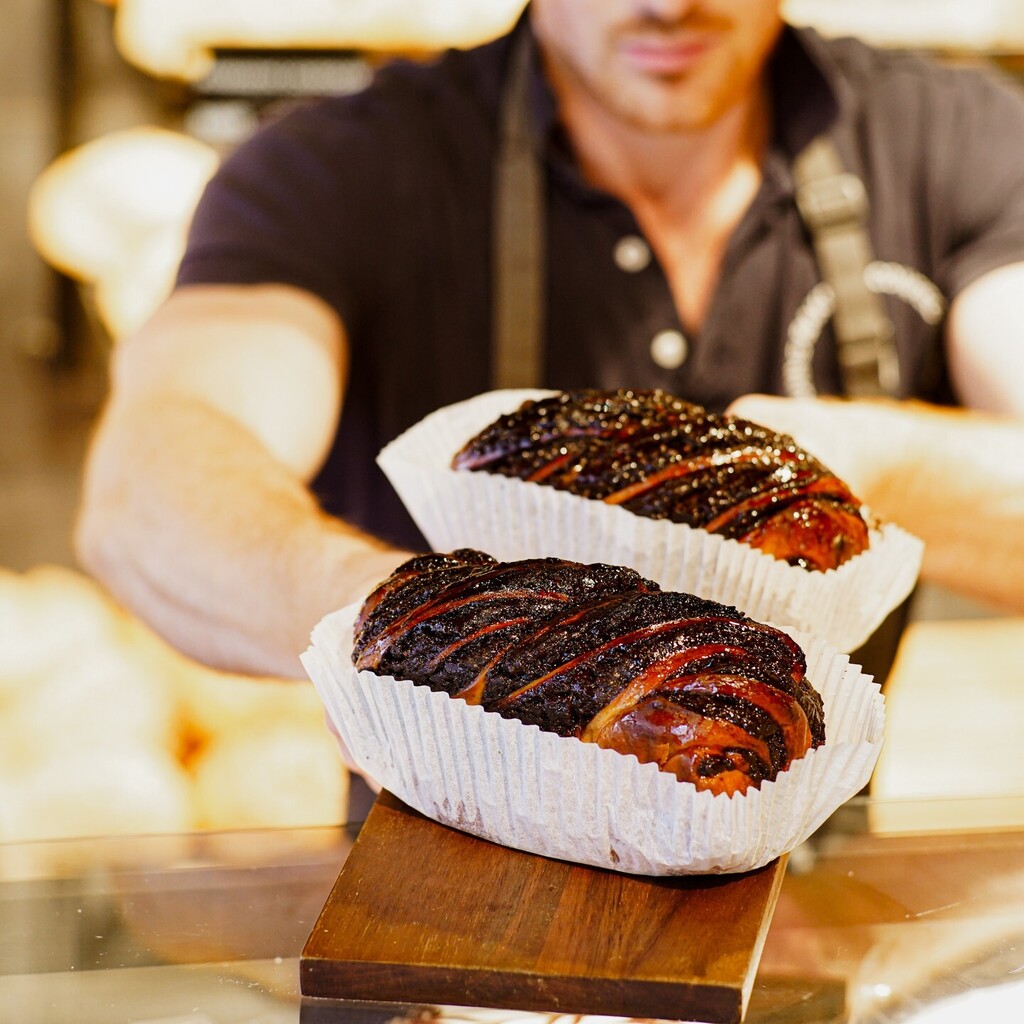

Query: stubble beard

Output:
[580, 69, 727, 137]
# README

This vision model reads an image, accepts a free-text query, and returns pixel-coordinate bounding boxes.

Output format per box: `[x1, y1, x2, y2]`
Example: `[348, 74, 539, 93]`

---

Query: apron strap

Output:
[793, 137, 910, 686]
[793, 136, 899, 398]
[491, 27, 545, 390]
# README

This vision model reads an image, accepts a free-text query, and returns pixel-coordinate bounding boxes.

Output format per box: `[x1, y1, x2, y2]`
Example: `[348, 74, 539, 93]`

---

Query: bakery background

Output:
[2, 0, 1024, 851]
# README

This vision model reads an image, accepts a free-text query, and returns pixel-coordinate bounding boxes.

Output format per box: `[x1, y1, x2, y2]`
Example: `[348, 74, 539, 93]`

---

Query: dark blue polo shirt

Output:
[177, 20, 1024, 549]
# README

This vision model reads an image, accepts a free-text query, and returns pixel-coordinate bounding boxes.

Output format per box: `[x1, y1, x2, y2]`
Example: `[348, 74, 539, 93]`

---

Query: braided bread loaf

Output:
[352, 549, 825, 796]
[451, 388, 870, 571]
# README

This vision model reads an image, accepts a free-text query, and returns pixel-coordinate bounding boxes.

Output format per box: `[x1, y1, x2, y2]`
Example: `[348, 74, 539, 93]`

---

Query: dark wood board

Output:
[301, 792, 786, 1022]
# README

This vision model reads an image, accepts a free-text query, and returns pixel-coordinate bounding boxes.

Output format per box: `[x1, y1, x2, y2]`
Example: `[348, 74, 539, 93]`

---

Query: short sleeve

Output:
[931, 66, 1024, 297]
[175, 94, 398, 331]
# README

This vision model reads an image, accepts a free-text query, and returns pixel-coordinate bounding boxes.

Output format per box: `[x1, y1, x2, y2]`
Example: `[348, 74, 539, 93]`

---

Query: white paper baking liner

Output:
[377, 389, 924, 653]
[302, 603, 885, 876]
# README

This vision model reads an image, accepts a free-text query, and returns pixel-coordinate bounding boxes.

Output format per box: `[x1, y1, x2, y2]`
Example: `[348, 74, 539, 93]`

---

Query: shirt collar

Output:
[768, 24, 852, 157]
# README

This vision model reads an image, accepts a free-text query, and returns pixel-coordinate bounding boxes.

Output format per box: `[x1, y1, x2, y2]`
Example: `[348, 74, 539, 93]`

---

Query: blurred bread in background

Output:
[27, 127, 219, 340]
[0, 564, 349, 851]
[870, 615, 1024, 833]
[111, 0, 529, 81]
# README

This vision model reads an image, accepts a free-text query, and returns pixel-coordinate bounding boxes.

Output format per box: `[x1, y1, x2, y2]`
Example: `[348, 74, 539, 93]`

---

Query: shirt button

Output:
[613, 234, 651, 272]
[650, 329, 688, 369]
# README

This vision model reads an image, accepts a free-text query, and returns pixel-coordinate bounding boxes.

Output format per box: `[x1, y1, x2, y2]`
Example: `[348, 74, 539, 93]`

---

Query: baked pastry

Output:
[451, 388, 870, 571]
[352, 549, 825, 796]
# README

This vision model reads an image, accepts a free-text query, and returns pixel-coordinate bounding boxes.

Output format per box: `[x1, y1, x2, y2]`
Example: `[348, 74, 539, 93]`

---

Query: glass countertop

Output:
[3, 793, 1024, 1024]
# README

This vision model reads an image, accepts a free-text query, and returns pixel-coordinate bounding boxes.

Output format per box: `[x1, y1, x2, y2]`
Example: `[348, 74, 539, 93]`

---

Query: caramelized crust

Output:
[452, 389, 870, 571]
[353, 550, 825, 796]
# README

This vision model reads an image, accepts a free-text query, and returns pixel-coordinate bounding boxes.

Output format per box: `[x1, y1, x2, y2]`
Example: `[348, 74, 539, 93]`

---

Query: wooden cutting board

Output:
[301, 792, 786, 1022]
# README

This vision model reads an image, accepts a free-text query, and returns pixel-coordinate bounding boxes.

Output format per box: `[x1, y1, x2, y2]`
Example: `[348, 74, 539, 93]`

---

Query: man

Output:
[76, 0, 1024, 683]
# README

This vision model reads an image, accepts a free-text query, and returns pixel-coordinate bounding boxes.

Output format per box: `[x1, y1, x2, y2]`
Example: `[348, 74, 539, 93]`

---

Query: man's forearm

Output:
[76, 395, 410, 678]
[863, 405, 1024, 613]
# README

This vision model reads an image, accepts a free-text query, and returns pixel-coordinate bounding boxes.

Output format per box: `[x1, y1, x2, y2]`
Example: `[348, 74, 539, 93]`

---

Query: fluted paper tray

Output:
[301, 604, 885, 876]
[376, 389, 925, 653]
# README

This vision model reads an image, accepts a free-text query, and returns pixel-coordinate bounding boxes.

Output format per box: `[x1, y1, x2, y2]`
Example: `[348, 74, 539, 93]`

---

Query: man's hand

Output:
[725, 393, 911, 504]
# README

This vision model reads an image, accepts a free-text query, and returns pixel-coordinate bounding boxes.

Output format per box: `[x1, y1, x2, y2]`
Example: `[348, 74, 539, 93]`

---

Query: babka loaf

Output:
[451, 388, 870, 571]
[352, 549, 825, 796]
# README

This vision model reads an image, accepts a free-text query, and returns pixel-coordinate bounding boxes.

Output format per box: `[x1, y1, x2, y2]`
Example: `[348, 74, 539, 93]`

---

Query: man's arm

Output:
[728, 263, 1024, 615]
[75, 283, 410, 679]
[946, 261, 1024, 416]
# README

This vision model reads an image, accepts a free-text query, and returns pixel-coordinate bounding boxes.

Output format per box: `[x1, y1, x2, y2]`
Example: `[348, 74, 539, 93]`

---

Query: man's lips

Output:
[618, 34, 715, 75]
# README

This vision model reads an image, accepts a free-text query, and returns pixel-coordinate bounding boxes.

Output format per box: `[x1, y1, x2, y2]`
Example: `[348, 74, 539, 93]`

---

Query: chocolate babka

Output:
[352, 549, 825, 796]
[451, 389, 870, 571]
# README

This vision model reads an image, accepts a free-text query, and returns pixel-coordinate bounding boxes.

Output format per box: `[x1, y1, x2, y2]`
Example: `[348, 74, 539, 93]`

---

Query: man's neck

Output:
[554, 83, 772, 332]
[559, 85, 771, 218]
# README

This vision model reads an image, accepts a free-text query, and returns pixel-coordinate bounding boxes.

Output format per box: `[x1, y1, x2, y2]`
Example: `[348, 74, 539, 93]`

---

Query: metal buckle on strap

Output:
[838, 324, 901, 396]
[838, 329, 889, 368]
[796, 172, 868, 231]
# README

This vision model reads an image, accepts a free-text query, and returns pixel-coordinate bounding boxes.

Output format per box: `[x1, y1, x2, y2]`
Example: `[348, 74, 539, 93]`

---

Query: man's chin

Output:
[615, 101, 719, 135]
[600, 79, 723, 133]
